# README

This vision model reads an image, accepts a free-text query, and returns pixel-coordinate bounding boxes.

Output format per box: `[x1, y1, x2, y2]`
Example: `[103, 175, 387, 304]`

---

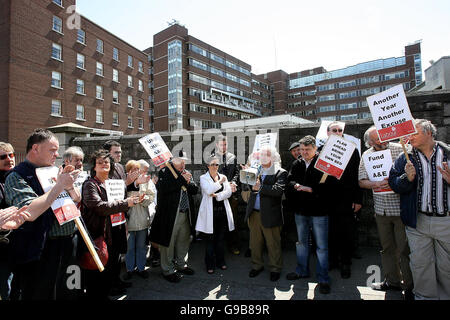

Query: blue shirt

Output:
[253, 174, 266, 210]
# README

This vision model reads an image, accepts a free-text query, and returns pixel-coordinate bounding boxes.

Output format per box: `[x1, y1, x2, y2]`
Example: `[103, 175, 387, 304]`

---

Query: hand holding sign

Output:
[405, 161, 416, 182]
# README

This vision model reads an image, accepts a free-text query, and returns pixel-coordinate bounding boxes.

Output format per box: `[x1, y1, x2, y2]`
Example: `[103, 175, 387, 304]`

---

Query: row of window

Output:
[316, 83, 409, 102]
[189, 118, 221, 129]
[188, 58, 251, 87]
[188, 103, 251, 120]
[51, 99, 145, 129]
[188, 72, 252, 100]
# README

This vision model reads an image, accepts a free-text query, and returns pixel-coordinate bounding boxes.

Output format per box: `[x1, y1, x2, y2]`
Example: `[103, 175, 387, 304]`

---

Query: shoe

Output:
[123, 271, 132, 281]
[371, 280, 402, 291]
[270, 272, 280, 282]
[402, 289, 415, 301]
[178, 267, 195, 275]
[340, 264, 351, 279]
[319, 283, 331, 294]
[109, 286, 126, 296]
[163, 272, 182, 283]
[245, 248, 251, 258]
[137, 270, 149, 279]
[249, 267, 264, 278]
[286, 272, 309, 280]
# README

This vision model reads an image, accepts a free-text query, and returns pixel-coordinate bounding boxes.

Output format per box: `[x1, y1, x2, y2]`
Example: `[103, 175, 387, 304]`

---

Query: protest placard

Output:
[36, 166, 80, 225]
[314, 135, 356, 180]
[366, 84, 416, 142]
[105, 179, 126, 227]
[139, 133, 173, 167]
[250, 133, 278, 168]
[362, 150, 394, 194]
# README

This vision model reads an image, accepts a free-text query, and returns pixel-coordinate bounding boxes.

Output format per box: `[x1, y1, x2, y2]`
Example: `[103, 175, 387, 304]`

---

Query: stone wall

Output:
[72, 90, 450, 249]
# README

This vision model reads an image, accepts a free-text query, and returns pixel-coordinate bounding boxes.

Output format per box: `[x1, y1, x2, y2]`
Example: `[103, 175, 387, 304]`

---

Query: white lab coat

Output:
[195, 172, 235, 234]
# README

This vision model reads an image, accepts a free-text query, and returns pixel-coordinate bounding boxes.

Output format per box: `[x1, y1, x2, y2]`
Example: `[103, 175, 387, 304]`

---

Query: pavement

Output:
[114, 240, 405, 301]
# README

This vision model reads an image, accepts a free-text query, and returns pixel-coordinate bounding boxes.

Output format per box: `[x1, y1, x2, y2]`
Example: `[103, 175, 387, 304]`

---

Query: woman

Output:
[124, 160, 154, 280]
[80, 149, 140, 300]
[196, 156, 234, 274]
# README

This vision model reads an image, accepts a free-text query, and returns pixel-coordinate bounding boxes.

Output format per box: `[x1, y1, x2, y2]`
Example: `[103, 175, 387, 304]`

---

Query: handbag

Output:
[79, 235, 108, 270]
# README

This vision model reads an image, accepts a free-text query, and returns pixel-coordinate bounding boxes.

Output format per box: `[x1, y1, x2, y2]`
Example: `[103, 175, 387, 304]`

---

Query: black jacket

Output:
[286, 155, 327, 216]
[149, 164, 199, 247]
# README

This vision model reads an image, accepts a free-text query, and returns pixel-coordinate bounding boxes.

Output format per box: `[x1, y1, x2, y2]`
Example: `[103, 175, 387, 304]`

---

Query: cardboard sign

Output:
[362, 150, 394, 194]
[139, 133, 173, 167]
[250, 133, 278, 168]
[105, 179, 126, 227]
[314, 135, 356, 180]
[36, 166, 80, 225]
[366, 84, 416, 142]
[316, 121, 345, 148]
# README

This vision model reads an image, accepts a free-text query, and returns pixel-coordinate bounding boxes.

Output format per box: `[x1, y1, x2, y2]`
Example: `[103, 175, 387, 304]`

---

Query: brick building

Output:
[0, 0, 150, 157]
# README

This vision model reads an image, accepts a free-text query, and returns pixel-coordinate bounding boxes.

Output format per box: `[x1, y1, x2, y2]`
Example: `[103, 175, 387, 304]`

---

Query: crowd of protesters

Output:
[0, 119, 449, 300]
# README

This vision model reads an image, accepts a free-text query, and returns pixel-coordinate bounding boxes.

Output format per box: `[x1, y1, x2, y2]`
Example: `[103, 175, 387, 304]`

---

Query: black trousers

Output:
[328, 211, 355, 266]
[204, 207, 229, 270]
[11, 235, 75, 300]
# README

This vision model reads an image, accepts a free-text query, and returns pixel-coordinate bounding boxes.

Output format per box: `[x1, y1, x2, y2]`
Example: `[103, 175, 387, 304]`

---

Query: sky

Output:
[76, 0, 450, 77]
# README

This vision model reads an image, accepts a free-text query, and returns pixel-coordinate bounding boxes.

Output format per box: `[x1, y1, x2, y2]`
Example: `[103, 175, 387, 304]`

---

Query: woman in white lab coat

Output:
[195, 156, 234, 274]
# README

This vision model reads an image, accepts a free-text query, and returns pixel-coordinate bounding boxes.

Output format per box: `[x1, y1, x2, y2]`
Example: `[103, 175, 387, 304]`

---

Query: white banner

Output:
[105, 179, 126, 227]
[139, 133, 173, 167]
[250, 133, 278, 168]
[362, 150, 394, 194]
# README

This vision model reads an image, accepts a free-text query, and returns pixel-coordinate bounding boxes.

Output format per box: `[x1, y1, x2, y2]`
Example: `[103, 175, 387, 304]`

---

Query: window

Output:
[138, 98, 144, 110]
[96, 39, 103, 53]
[340, 114, 358, 121]
[127, 75, 133, 88]
[138, 61, 143, 73]
[113, 48, 119, 61]
[128, 55, 133, 68]
[51, 71, 62, 88]
[96, 62, 103, 76]
[96, 85, 103, 100]
[113, 69, 119, 82]
[112, 90, 119, 104]
[127, 95, 133, 108]
[128, 116, 133, 128]
[51, 43, 62, 61]
[76, 105, 85, 120]
[76, 53, 85, 69]
[138, 118, 144, 130]
[112, 112, 119, 126]
[96, 109, 103, 123]
[138, 80, 144, 92]
[51, 99, 61, 116]
[76, 79, 85, 95]
[53, 0, 63, 7]
[77, 29, 86, 45]
[52, 16, 63, 33]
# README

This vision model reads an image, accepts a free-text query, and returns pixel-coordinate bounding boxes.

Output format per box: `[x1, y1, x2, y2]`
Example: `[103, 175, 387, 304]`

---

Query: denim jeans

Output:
[125, 229, 148, 272]
[294, 214, 330, 283]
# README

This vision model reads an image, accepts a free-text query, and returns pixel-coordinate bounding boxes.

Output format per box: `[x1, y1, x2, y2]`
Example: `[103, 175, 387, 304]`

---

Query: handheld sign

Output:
[139, 133, 173, 167]
[105, 179, 126, 227]
[366, 84, 416, 143]
[362, 150, 394, 194]
[314, 135, 356, 180]
[250, 133, 277, 168]
[36, 166, 80, 225]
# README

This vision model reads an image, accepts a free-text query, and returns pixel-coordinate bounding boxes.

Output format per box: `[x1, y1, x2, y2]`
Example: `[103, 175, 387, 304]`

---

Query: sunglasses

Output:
[209, 163, 220, 167]
[331, 129, 343, 133]
[0, 153, 15, 160]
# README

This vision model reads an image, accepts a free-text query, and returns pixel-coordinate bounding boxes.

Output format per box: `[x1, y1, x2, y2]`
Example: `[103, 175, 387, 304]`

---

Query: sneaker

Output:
[370, 280, 402, 291]
[163, 272, 182, 283]
[137, 270, 149, 279]
[318, 283, 331, 294]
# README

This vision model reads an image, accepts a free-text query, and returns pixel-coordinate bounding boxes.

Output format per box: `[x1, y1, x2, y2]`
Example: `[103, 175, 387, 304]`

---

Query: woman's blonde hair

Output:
[125, 160, 140, 173]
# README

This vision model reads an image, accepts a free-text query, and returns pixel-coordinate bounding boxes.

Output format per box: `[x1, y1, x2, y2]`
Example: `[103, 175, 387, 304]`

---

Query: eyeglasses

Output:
[0, 153, 15, 160]
[331, 129, 343, 133]
[209, 163, 220, 167]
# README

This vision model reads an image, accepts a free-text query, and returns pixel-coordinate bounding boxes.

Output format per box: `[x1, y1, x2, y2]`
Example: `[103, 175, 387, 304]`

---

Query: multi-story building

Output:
[0, 0, 150, 157]
[281, 42, 422, 122]
[145, 24, 272, 132]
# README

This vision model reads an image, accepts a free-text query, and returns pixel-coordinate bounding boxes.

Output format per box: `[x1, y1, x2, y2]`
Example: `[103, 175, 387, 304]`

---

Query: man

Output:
[289, 142, 301, 163]
[285, 136, 330, 294]
[150, 150, 198, 283]
[212, 135, 241, 255]
[5, 129, 80, 300]
[389, 119, 450, 300]
[359, 126, 413, 300]
[323, 122, 362, 279]
[244, 146, 287, 282]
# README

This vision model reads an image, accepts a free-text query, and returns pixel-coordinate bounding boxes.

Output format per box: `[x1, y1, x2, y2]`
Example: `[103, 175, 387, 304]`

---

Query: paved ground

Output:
[114, 241, 404, 301]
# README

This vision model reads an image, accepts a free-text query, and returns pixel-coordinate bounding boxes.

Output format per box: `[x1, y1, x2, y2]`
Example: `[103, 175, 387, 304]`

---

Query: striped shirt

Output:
[414, 143, 450, 216]
[358, 143, 403, 216]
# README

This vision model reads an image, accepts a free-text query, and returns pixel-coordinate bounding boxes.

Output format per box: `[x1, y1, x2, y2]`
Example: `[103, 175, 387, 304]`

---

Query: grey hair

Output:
[414, 119, 437, 138]
[327, 121, 344, 131]
[299, 135, 316, 147]
[363, 125, 377, 148]
[259, 146, 282, 167]
[138, 159, 150, 169]
[63, 146, 84, 161]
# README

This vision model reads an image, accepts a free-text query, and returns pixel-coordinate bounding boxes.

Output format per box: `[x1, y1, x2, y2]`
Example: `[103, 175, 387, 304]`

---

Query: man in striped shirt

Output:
[389, 119, 450, 300]
[359, 126, 413, 300]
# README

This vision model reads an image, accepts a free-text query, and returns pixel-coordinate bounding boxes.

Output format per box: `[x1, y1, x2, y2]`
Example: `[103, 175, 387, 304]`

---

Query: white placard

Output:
[250, 133, 278, 168]
[314, 135, 356, 180]
[105, 179, 126, 227]
[139, 133, 173, 167]
[343, 133, 361, 156]
[362, 150, 394, 194]
[366, 84, 416, 142]
[36, 166, 80, 225]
